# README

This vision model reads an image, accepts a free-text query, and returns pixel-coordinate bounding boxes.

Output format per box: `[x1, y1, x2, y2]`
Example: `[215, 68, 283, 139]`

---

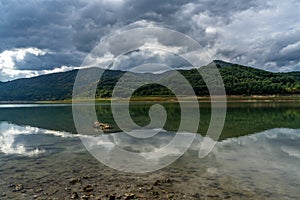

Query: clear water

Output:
[0, 102, 299, 199]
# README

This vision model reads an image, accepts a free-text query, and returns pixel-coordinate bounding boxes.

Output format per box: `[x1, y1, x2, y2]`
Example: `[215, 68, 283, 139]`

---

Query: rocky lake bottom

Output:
[0, 103, 299, 199]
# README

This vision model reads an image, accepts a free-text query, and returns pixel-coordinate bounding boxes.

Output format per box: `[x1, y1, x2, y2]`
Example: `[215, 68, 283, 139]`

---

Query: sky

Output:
[0, 0, 299, 81]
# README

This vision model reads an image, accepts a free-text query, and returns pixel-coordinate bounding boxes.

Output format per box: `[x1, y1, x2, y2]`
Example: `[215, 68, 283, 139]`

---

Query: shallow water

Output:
[0, 102, 299, 199]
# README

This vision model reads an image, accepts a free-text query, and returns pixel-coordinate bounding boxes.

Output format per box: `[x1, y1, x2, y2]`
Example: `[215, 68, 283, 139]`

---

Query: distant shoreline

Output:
[1, 95, 300, 104]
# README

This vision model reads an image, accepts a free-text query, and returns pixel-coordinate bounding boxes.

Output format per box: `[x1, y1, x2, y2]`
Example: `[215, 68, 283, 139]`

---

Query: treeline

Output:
[96, 62, 300, 97]
[0, 61, 300, 101]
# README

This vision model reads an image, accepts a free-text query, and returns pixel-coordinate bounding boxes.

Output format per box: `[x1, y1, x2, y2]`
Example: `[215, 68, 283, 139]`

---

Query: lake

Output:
[0, 102, 299, 199]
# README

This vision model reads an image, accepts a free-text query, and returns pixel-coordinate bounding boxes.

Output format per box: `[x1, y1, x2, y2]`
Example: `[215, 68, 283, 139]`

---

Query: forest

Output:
[0, 61, 299, 101]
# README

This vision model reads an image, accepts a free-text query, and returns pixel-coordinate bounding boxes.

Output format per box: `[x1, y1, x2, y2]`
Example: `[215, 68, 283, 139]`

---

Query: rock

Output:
[207, 194, 220, 198]
[12, 184, 23, 192]
[152, 191, 159, 196]
[193, 193, 201, 199]
[101, 123, 110, 129]
[153, 180, 161, 186]
[153, 178, 172, 186]
[81, 194, 89, 200]
[223, 192, 231, 199]
[35, 188, 43, 193]
[83, 185, 93, 192]
[166, 193, 174, 199]
[82, 175, 90, 179]
[51, 189, 59, 195]
[93, 122, 110, 129]
[71, 192, 79, 199]
[93, 122, 100, 128]
[124, 193, 135, 200]
[136, 194, 146, 198]
[145, 186, 153, 191]
[1, 192, 6, 197]
[165, 178, 172, 183]
[109, 194, 116, 200]
[69, 178, 81, 185]
[209, 182, 220, 189]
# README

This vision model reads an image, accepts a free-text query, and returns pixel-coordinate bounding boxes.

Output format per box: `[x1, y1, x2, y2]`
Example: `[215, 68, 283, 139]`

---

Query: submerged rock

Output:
[69, 178, 81, 185]
[71, 191, 79, 199]
[153, 180, 161, 186]
[193, 193, 201, 199]
[83, 185, 93, 192]
[80, 194, 90, 200]
[124, 192, 136, 199]
[109, 194, 116, 200]
[12, 184, 23, 192]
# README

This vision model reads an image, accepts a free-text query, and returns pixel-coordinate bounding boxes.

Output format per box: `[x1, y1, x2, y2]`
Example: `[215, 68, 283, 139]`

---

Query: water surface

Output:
[0, 102, 299, 199]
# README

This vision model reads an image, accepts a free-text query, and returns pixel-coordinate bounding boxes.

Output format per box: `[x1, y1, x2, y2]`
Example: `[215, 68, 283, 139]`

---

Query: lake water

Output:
[0, 102, 299, 199]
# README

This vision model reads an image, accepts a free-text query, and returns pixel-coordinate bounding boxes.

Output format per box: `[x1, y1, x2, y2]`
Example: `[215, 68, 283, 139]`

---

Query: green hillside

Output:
[216, 61, 300, 95]
[0, 61, 300, 101]
[0, 70, 78, 101]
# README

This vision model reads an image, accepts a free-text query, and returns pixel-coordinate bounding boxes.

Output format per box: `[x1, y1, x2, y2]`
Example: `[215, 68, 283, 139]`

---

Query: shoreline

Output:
[1, 95, 300, 104]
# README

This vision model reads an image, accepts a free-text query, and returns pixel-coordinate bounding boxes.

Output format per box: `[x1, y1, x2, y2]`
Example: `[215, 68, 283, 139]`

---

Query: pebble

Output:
[165, 178, 172, 183]
[69, 178, 81, 185]
[153, 180, 161, 186]
[83, 185, 93, 192]
[166, 193, 175, 199]
[124, 192, 135, 200]
[191, 192, 200, 199]
[82, 175, 90, 179]
[109, 194, 116, 200]
[35, 188, 43, 193]
[71, 191, 79, 199]
[80, 194, 89, 200]
[12, 184, 23, 192]
[207, 194, 220, 198]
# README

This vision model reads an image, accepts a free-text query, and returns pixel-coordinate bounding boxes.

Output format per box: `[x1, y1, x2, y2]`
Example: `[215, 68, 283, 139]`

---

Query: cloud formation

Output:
[0, 0, 299, 81]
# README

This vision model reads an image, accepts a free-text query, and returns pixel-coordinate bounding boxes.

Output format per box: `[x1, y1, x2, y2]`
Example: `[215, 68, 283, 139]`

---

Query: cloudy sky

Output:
[0, 0, 299, 81]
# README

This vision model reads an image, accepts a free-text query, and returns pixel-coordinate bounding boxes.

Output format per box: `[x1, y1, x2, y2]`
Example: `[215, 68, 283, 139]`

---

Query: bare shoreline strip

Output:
[0, 95, 300, 104]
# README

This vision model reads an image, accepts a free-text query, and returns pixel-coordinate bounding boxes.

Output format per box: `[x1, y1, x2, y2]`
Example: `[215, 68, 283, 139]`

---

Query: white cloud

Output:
[0, 47, 47, 69]
[0, 47, 79, 81]
[41, 65, 79, 74]
[139, 39, 183, 54]
[0, 65, 79, 82]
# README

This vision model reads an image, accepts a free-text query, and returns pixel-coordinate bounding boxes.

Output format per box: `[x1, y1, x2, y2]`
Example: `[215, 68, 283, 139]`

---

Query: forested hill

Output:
[0, 70, 79, 101]
[0, 61, 300, 101]
[211, 60, 300, 94]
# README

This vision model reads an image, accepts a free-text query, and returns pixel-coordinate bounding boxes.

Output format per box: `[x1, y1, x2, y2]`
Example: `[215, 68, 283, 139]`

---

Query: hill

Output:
[0, 61, 300, 101]
[214, 61, 300, 95]
[0, 70, 78, 101]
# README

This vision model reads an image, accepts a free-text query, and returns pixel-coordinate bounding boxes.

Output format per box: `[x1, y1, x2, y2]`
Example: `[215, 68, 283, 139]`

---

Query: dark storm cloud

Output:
[0, 0, 299, 81]
[111, 49, 192, 73]
[0, 0, 259, 54]
[13, 51, 84, 70]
